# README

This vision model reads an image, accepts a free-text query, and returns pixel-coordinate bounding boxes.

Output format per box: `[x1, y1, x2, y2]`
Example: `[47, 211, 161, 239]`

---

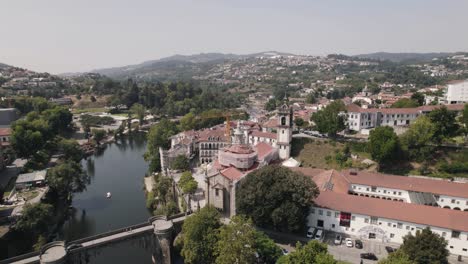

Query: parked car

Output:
[334, 235, 342, 245]
[385, 246, 395, 253]
[314, 229, 324, 241]
[360, 253, 378, 260]
[306, 227, 316, 238]
[345, 238, 354, 247]
[281, 248, 289, 255]
[355, 239, 363, 249]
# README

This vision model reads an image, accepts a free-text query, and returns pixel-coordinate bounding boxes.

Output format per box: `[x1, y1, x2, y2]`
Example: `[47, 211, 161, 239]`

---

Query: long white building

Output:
[446, 79, 468, 104]
[346, 103, 465, 133]
[293, 168, 468, 257]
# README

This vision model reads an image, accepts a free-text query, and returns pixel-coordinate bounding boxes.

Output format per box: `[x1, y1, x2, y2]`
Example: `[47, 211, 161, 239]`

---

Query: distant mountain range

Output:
[90, 51, 294, 79]
[352, 52, 460, 63]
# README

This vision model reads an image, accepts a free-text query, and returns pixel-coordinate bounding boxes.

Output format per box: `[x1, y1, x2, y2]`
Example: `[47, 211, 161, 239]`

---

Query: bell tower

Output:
[277, 102, 293, 160]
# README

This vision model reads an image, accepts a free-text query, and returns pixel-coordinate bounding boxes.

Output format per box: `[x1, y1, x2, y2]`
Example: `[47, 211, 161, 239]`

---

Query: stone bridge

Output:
[1, 214, 187, 264]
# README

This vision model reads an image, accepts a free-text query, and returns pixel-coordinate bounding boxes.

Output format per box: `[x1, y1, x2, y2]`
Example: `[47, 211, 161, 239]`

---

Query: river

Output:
[57, 133, 153, 263]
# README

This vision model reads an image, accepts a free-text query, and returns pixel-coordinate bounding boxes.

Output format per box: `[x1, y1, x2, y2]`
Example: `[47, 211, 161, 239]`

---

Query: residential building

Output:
[294, 168, 468, 257]
[446, 80, 468, 104]
[346, 104, 465, 133]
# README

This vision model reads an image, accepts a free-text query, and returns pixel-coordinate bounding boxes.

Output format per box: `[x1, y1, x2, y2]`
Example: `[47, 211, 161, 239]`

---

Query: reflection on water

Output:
[58, 133, 153, 264]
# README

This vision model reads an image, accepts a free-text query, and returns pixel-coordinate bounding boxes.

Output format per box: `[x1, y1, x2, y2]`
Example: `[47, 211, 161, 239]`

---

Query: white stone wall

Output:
[248, 135, 277, 147]
[447, 80, 468, 104]
[437, 195, 468, 211]
[307, 206, 468, 256]
[350, 184, 411, 202]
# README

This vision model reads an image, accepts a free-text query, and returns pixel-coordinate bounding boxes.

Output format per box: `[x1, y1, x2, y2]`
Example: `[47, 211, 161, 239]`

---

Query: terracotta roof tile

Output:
[251, 131, 277, 140]
[315, 191, 468, 232]
[342, 170, 468, 199]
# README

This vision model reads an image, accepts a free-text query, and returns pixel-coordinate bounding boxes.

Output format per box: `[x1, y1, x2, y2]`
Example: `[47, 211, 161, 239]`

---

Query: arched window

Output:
[281, 116, 286, 126]
[453, 207, 461, 211]
[443, 206, 451, 209]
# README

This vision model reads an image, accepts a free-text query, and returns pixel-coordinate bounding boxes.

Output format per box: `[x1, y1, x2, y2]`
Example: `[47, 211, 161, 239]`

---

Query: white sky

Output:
[1, 0, 467, 74]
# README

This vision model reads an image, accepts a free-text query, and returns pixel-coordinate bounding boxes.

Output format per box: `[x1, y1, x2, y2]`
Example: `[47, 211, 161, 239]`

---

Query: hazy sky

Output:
[1, 0, 467, 74]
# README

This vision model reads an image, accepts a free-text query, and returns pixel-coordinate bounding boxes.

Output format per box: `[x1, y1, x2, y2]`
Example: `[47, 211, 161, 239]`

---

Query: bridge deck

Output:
[81, 225, 153, 248]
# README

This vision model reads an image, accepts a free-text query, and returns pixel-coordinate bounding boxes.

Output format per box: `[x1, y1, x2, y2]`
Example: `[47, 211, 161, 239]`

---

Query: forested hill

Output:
[353, 52, 457, 63]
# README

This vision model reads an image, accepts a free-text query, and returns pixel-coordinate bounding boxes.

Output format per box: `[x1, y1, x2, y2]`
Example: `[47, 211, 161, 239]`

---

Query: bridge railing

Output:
[0, 251, 39, 264]
[70, 221, 151, 245]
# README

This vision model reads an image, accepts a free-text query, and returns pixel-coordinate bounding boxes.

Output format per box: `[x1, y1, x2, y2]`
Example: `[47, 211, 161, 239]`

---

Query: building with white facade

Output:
[446, 80, 468, 104]
[346, 103, 466, 133]
[293, 168, 468, 257]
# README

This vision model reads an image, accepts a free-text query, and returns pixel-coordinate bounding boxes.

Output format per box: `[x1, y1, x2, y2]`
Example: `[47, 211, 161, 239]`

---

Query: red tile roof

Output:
[342, 170, 468, 199]
[0, 128, 11, 137]
[250, 130, 277, 140]
[255, 142, 275, 160]
[220, 167, 245, 181]
[262, 119, 278, 128]
[315, 191, 468, 232]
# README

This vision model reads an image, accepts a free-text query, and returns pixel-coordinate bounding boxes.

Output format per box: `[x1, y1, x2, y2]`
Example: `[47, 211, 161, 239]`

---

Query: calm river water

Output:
[58, 133, 153, 263]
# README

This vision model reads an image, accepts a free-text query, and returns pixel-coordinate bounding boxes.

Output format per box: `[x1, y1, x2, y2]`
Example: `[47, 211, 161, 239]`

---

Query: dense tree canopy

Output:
[311, 100, 346, 136]
[215, 216, 258, 264]
[277, 240, 337, 264]
[236, 165, 319, 232]
[130, 103, 146, 124]
[378, 251, 415, 264]
[171, 155, 190, 171]
[180, 206, 221, 264]
[46, 161, 89, 197]
[391, 98, 419, 108]
[369, 126, 401, 165]
[399, 228, 449, 264]
[400, 116, 436, 161]
[13, 203, 54, 235]
[428, 106, 459, 142]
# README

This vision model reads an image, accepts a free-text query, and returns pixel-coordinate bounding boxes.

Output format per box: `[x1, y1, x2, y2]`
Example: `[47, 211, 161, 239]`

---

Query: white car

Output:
[334, 235, 342, 245]
[345, 238, 354, 247]
[306, 227, 316, 238]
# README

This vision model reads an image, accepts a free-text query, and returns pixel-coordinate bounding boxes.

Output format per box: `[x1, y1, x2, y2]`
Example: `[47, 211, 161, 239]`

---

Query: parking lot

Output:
[322, 231, 394, 263]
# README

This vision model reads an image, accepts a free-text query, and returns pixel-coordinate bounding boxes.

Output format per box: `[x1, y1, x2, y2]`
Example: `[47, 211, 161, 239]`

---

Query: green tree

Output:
[311, 101, 346, 137]
[14, 203, 54, 235]
[306, 93, 317, 104]
[155, 176, 173, 204]
[391, 98, 419, 108]
[277, 240, 336, 264]
[399, 228, 449, 264]
[131, 103, 146, 124]
[379, 251, 415, 264]
[400, 116, 436, 161]
[369, 126, 401, 166]
[265, 98, 277, 111]
[411, 92, 425, 106]
[92, 129, 106, 145]
[236, 165, 319, 232]
[254, 230, 283, 264]
[146, 118, 178, 157]
[179, 112, 197, 131]
[46, 161, 89, 197]
[462, 104, 468, 141]
[179, 171, 198, 195]
[171, 155, 190, 171]
[181, 206, 221, 264]
[216, 216, 257, 264]
[58, 138, 83, 162]
[11, 120, 47, 158]
[294, 118, 305, 127]
[428, 106, 459, 142]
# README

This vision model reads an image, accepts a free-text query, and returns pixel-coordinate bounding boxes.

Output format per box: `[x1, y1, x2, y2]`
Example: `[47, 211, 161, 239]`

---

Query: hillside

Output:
[91, 51, 294, 79]
[353, 52, 455, 63]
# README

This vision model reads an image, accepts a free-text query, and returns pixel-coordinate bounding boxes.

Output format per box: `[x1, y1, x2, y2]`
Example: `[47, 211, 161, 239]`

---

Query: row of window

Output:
[352, 185, 403, 196]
